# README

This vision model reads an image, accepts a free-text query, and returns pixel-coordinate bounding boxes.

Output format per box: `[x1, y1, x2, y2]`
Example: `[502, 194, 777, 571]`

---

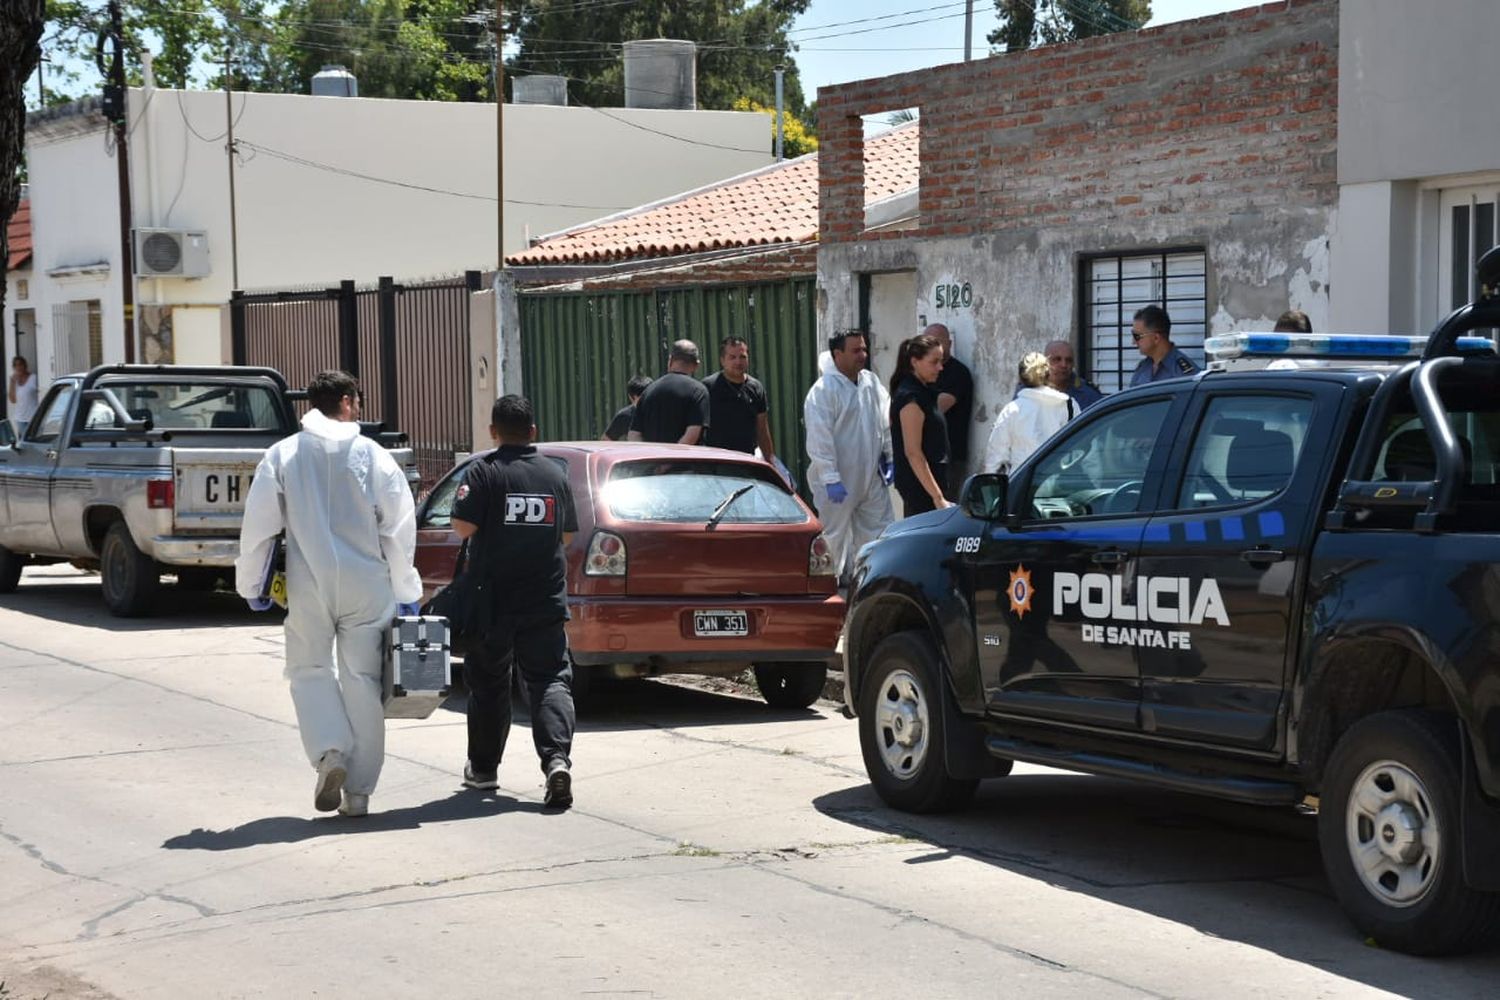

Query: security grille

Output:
[1083, 250, 1207, 393]
[51, 300, 102, 375]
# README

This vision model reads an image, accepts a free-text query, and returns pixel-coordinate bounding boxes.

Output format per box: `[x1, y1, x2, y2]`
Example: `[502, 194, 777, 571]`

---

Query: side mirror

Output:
[961, 472, 1008, 521]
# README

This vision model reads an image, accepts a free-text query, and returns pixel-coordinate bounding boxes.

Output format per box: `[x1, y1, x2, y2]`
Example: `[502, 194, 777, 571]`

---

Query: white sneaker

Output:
[339, 792, 369, 817]
[314, 750, 347, 812]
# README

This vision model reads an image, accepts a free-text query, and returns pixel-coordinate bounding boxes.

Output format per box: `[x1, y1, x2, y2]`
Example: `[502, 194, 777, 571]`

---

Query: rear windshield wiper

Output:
[705, 484, 756, 531]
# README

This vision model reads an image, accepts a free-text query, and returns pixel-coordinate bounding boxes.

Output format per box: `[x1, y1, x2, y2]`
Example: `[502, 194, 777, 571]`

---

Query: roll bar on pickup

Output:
[1331, 247, 1500, 532]
[79, 364, 292, 394]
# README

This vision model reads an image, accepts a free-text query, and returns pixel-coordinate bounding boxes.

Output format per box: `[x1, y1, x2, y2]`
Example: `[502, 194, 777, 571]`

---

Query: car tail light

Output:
[147, 479, 175, 509]
[585, 531, 627, 576]
[808, 533, 836, 577]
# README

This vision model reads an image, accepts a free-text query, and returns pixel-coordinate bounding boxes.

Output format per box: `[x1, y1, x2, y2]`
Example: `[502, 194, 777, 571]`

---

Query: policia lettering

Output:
[1045, 570, 1230, 651]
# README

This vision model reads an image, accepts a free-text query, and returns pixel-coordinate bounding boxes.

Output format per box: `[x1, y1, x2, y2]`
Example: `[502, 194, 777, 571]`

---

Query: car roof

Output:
[537, 441, 771, 463]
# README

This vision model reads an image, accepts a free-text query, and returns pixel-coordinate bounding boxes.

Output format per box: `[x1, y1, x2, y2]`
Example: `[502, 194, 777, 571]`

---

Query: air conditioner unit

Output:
[133, 228, 211, 278]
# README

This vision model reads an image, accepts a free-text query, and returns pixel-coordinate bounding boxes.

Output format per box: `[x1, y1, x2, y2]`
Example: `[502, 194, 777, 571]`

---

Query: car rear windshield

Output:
[605, 460, 806, 524]
[86, 381, 288, 433]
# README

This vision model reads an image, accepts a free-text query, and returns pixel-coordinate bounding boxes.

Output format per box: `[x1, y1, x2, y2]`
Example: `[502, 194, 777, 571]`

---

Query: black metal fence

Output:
[230, 272, 482, 488]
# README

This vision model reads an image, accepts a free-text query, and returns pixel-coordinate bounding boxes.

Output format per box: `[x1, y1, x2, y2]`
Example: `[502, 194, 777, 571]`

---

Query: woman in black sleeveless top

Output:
[889, 334, 952, 515]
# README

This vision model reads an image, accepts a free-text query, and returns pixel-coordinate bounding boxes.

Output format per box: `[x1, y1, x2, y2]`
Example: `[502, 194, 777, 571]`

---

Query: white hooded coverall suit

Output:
[983, 385, 1075, 475]
[803, 363, 894, 581]
[235, 408, 423, 796]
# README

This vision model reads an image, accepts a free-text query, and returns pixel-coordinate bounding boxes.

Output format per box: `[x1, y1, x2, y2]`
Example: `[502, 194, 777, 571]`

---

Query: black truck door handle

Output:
[1091, 549, 1128, 566]
[1240, 548, 1286, 565]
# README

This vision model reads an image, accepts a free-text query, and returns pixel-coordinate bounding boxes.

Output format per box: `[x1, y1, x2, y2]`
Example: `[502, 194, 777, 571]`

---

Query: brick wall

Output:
[817, 0, 1337, 245]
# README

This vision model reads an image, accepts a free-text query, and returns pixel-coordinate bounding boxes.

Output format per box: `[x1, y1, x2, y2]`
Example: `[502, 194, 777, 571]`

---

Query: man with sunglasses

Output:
[1128, 304, 1198, 387]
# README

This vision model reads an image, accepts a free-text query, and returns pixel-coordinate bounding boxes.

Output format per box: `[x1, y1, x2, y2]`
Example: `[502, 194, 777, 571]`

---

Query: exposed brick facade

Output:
[817, 0, 1336, 245]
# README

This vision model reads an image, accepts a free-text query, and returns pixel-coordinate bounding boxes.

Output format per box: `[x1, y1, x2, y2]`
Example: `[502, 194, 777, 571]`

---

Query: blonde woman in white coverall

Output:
[803, 331, 894, 584]
[235, 371, 422, 818]
[984, 352, 1076, 475]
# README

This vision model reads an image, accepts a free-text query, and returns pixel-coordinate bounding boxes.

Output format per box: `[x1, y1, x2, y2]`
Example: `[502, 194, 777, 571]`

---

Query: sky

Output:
[790, 0, 1256, 101]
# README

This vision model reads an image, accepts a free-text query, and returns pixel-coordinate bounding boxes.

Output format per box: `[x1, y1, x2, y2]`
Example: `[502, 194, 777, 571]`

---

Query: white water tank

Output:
[513, 74, 568, 106]
[623, 39, 696, 110]
[311, 65, 358, 98]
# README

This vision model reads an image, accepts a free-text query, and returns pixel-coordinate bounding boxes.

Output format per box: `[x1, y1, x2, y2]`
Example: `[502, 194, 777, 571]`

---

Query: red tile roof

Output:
[507, 123, 919, 266]
[6, 200, 31, 271]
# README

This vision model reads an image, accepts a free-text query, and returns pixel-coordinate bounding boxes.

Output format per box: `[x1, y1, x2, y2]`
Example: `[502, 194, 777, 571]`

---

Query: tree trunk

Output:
[0, 1, 45, 329]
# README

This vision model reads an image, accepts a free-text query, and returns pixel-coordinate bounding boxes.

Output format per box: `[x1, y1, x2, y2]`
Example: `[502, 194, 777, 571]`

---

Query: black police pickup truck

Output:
[843, 263, 1500, 956]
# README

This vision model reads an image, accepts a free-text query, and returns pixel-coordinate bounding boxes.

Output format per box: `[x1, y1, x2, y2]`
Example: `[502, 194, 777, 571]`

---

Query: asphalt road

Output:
[1, 566, 1497, 999]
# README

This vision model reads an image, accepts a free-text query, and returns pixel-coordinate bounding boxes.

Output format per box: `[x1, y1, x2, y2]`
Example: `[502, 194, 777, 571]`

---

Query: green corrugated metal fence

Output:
[519, 278, 820, 494]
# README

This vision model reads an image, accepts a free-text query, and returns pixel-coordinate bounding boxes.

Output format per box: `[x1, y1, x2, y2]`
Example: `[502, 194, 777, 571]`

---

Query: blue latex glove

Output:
[398, 602, 420, 617]
[878, 455, 895, 487]
[826, 481, 849, 504]
[247, 596, 273, 612]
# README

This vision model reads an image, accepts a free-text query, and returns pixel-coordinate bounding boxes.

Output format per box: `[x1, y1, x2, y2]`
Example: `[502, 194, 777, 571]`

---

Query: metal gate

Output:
[231, 272, 480, 487]
[519, 278, 819, 493]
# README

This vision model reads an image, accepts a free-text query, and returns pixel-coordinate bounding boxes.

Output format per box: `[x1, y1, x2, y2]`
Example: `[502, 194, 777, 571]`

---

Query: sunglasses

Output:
[1131, 331, 1153, 342]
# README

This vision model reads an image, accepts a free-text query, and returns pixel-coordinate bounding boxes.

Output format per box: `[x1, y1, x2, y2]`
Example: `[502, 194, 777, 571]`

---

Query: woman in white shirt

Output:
[8, 356, 39, 432]
[984, 352, 1075, 474]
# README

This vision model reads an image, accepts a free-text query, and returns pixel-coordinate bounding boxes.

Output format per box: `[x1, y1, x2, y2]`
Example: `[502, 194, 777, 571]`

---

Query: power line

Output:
[232, 138, 628, 209]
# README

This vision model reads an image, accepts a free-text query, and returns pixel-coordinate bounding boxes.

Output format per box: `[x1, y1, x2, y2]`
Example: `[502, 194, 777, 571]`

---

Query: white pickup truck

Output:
[0, 364, 418, 616]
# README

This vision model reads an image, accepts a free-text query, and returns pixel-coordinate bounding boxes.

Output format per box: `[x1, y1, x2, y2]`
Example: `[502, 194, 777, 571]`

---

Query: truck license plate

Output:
[179, 465, 254, 512]
[693, 610, 749, 638]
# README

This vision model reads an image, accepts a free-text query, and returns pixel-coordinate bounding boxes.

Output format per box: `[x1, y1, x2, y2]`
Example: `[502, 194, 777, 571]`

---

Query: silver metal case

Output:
[385, 615, 452, 703]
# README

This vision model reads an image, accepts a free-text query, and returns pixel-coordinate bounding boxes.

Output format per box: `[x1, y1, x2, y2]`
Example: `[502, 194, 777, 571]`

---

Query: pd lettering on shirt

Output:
[504, 493, 557, 525]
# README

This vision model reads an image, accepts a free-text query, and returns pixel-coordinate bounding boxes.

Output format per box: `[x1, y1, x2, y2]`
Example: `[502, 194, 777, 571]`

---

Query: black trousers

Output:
[896, 461, 949, 515]
[466, 612, 575, 774]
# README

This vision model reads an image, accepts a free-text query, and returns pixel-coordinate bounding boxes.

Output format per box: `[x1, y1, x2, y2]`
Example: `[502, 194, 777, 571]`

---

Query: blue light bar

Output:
[1205, 332, 1496, 360]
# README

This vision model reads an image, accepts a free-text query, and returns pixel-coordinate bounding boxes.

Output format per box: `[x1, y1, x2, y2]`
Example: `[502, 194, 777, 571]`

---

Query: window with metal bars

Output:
[1081, 250, 1207, 393]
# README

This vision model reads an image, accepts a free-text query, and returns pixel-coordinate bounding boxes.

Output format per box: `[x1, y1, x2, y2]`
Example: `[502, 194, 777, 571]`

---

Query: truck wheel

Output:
[858, 631, 978, 813]
[100, 522, 160, 618]
[1318, 710, 1500, 955]
[754, 662, 827, 709]
[0, 545, 24, 593]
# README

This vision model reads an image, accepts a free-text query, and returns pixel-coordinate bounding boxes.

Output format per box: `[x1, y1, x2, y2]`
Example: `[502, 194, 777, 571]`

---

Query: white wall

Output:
[1338, 0, 1500, 186]
[26, 90, 770, 371]
[1332, 0, 1500, 333]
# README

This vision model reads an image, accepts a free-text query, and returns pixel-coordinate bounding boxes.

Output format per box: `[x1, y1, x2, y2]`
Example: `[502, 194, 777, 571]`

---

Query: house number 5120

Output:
[935, 283, 973, 309]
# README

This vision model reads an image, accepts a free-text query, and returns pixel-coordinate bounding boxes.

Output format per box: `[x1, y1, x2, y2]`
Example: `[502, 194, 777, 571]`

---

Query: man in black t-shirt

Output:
[703, 337, 779, 464]
[452, 394, 579, 809]
[628, 340, 710, 444]
[602, 374, 652, 441]
[926, 323, 974, 499]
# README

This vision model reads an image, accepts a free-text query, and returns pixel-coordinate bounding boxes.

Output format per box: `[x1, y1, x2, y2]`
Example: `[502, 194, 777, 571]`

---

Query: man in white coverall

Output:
[803, 331, 894, 584]
[235, 370, 422, 817]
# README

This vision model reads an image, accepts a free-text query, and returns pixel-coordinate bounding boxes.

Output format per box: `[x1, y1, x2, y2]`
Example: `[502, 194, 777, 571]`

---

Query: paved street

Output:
[0, 565, 1496, 999]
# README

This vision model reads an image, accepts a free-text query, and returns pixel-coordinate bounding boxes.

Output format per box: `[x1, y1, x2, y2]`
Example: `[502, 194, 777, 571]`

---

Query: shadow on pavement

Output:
[0, 573, 267, 632]
[813, 775, 1500, 991]
[161, 789, 545, 851]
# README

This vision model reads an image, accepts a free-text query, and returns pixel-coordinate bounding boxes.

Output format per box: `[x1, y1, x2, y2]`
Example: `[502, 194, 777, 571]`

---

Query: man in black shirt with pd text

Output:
[603, 374, 652, 441]
[452, 394, 579, 809]
[703, 337, 778, 464]
[629, 340, 710, 444]
[925, 323, 974, 499]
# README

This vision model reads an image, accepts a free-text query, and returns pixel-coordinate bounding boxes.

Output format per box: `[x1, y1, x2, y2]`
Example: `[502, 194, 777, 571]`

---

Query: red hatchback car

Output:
[414, 442, 845, 708]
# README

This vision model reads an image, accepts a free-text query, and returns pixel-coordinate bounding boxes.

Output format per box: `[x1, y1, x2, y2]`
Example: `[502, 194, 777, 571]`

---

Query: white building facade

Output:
[1330, 0, 1500, 334]
[22, 87, 770, 381]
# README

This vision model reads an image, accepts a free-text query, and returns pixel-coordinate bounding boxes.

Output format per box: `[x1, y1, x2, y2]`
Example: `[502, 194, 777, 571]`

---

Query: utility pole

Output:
[36, 51, 46, 106]
[494, 0, 504, 268]
[224, 44, 240, 289]
[964, 0, 974, 61]
[101, 0, 135, 363]
[774, 65, 785, 161]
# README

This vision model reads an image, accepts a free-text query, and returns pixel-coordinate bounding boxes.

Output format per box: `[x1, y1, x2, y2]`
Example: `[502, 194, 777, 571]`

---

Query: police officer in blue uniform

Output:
[1128, 305, 1199, 387]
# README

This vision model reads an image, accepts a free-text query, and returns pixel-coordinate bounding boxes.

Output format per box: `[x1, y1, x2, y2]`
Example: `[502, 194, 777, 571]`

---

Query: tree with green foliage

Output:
[505, 0, 811, 115]
[3, 0, 45, 326]
[732, 96, 816, 157]
[989, 0, 1151, 52]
